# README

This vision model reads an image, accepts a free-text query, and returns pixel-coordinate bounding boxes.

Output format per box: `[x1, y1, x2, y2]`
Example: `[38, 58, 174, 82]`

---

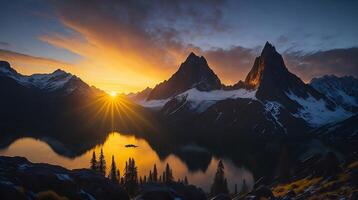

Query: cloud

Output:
[0, 41, 11, 48]
[197, 44, 358, 84]
[0, 49, 74, 75]
[37, 0, 228, 92]
[34, 0, 358, 92]
[284, 48, 358, 82]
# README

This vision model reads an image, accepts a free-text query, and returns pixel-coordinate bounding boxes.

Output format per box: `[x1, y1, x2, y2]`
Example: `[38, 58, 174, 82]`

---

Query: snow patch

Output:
[264, 101, 281, 121]
[264, 101, 286, 132]
[56, 173, 73, 182]
[137, 88, 257, 112]
[0, 68, 73, 91]
[286, 91, 352, 127]
[136, 99, 171, 110]
[79, 190, 96, 200]
[18, 164, 31, 170]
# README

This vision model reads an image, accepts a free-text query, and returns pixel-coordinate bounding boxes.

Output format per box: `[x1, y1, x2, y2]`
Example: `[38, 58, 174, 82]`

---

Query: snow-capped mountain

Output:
[0, 61, 98, 95]
[310, 75, 358, 112]
[136, 42, 355, 134]
[147, 52, 222, 100]
[245, 42, 352, 127]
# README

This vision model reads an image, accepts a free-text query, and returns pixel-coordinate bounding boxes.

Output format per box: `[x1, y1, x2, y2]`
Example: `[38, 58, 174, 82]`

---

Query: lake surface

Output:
[0, 132, 254, 192]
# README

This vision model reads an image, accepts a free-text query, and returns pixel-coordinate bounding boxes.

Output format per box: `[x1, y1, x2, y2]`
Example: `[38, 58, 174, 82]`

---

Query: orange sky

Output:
[1, 1, 356, 93]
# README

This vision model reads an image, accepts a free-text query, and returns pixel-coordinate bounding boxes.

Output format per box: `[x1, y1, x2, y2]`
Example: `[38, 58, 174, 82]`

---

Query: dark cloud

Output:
[284, 48, 358, 82]
[0, 41, 10, 48]
[198, 45, 358, 84]
[39, 0, 357, 90]
[0, 48, 74, 75]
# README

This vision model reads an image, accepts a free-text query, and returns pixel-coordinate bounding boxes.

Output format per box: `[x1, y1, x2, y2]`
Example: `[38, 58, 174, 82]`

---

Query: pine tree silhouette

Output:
[98, 148, 106, 176]
[148, 170, 153, 183]
[152, 164, 158, 182]
[124, 157, 138, 196]
[184, 176, 189, 185]
[164, 163, 173, 184]
[90, 151, 97, 171]
[109, 155, 118, 183]
[210, 160, 229, 195]
[240, 179, 249, 195]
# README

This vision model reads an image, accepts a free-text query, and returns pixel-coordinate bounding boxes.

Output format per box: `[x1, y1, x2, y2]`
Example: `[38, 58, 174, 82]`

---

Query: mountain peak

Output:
[261, 41, 277, 57]
[0, 61, 11, 68]
[187, 52, 198, 59]
[0, 60, 19, 76]
[244, 42, 287, 89]
[184, 52, 207, 66]
[53, 69, 68, 75]
[147, 52, 221, 100]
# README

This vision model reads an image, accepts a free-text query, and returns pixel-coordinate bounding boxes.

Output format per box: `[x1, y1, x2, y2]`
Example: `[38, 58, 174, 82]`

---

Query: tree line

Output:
[90, 149, 249, 197]
[90, 148, 189, 196]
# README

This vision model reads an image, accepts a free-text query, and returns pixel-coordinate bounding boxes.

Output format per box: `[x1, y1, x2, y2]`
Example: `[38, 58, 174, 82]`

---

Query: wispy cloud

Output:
[0, 49, 74, 75]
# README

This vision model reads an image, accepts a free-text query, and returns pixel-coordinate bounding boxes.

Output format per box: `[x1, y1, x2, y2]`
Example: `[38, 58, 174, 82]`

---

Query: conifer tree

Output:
[162, 171, 166, 183]
[184, 176, 189, 185]
[117, 170, 120, 182]
[98, 148, 106, 176]
[124, 157, 138, 196]
[210, 160, 229, 195]
[164, 163, 173, 184]
[90, 151, 97, 171]
[148, 170, 153, 183]
[109, 155, 118, 183]
[240, 179, 249, 195]
[139, 176, 143, 185]
[143, 175, 147, 184]
[152, 164, 158, 182]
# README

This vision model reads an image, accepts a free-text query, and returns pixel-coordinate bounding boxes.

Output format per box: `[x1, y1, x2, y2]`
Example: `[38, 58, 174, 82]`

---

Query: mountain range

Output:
[0, 42, 357, 155]
[129, 42, 357, 138]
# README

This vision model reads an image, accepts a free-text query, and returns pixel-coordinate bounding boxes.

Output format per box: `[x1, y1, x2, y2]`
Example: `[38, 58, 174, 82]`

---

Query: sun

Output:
[109, 91, 117, 97]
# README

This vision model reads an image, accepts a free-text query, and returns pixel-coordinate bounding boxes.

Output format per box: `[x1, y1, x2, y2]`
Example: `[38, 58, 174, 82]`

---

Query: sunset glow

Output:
[1, 1, 357, 93]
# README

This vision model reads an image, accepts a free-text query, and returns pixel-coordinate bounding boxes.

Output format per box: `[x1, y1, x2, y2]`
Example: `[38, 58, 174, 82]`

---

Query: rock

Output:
[286, 190, 296, 197]
[0, 156, 129, 200]
[210, 193, 231, 200]
[351, 191, 358, 200]
[135, 182, 206, 200]
[253, 186, 273, 199]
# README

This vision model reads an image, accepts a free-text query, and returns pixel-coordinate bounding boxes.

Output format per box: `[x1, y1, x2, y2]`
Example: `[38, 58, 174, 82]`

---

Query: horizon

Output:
[1, 43, 356, 95]
[1, 0, 358, 93]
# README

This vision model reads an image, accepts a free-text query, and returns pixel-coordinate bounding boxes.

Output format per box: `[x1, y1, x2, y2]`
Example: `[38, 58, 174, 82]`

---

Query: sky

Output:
[0, 0, 357, 93]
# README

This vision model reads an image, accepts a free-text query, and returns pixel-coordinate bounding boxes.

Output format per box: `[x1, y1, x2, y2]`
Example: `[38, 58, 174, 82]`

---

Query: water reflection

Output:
[0, 132, 253, 192]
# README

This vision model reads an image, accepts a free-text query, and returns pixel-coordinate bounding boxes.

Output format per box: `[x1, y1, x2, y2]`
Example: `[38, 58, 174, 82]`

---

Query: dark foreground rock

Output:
[0, 156, 207, 200]
[0, 156, 129, 200]
[135, 182, 206, 200]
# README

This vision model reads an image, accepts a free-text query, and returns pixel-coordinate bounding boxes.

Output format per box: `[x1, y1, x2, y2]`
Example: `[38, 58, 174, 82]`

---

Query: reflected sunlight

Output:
[0, 133, 254, 191]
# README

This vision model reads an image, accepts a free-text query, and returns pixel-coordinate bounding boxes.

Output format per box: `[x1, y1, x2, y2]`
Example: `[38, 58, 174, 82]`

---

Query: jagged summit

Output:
[244, 41, 288, 89]
[0, 60, 18, 75]
[261, 41, 277, 57]
[147, 52, 221, 100]
[185, 52, 207, 64]
[53, 69, 69, 75]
